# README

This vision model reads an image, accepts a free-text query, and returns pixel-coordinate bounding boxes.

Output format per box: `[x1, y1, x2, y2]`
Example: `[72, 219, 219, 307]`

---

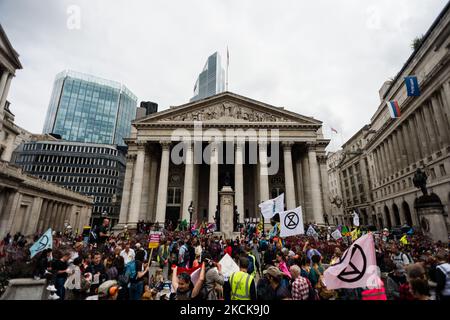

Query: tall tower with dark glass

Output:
[190, 52, 225, 102]
[42, 70, 137, 146]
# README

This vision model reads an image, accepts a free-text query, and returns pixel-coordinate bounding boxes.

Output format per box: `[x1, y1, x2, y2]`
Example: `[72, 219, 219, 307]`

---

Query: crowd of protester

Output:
[0, 217, 449, 301]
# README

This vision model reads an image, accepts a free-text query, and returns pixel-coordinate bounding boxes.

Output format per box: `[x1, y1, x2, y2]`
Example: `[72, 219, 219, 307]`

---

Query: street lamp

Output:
[188, 201, 194, 230]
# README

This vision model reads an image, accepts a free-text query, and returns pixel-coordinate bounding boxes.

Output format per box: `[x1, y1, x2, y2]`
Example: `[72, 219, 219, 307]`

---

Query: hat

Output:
[383, 228, 389, 232]
[98, 280, 119, 298]
[263, 266, 284, 279]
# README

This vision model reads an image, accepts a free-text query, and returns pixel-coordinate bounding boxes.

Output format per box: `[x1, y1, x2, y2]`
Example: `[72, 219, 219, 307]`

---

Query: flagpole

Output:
[226, 46, 229, 91]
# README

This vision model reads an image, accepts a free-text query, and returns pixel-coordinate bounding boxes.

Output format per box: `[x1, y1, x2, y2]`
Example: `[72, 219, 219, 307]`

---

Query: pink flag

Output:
[323, 234, 380, 290]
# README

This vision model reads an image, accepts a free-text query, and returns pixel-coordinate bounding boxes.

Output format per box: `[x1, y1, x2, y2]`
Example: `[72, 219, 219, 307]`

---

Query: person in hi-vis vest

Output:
[229, 257, 256, 300]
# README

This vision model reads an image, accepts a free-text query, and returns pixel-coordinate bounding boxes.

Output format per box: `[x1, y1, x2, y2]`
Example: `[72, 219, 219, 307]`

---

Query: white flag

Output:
[331, 229, 342, 240]
[279, 206, 304, 238]
[258, 193, 284, 220]
[306, 225, 318, 237]
[30, 228, 52, 258]
[323, 234, 379, 289]
[353, 211, 360, 227]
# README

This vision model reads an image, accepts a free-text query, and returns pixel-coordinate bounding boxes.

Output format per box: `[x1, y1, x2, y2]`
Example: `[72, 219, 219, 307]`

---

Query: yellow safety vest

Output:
[230, 271, 254, 300]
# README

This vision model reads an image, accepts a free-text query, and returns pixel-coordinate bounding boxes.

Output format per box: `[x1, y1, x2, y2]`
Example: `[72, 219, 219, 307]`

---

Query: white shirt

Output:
[120, 248, 135, 265]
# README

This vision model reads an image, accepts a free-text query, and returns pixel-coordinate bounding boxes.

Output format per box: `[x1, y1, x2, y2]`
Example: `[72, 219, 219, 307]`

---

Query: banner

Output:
[323, 234, 379, 290]
[353, 211, 360, 227]
[404, 76, 421, 97]
[306, 225, 318, 238]
[30, 228, 52, 258]
[218, 253, 239, 279]
[259, 193, 284, 220]
[279, 206, 304, 238]
[331, 229, 342, 240]
[148, 231, 162, 249]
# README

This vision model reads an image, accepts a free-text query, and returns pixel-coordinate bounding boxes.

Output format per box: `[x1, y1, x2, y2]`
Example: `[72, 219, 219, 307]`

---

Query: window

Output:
[439, 164, 446, 176]
[430, 168, 436, 179]
[167, 187, 182, 205]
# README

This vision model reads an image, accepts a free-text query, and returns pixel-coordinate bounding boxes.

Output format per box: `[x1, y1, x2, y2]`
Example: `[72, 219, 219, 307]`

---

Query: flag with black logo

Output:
[279, 206, 304, 238]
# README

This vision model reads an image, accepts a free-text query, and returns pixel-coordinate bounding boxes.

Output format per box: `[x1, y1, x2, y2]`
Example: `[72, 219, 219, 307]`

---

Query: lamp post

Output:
[188, 201, 194, 230]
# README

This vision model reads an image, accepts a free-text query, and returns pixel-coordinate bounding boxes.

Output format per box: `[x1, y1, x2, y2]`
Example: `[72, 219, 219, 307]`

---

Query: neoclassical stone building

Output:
[327, 4, 450, 231]
[118, 92, 331, 229]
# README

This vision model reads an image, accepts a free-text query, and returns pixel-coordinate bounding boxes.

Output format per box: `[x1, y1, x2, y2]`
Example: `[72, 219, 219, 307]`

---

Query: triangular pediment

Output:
[0, 25, 22, 70]
[134, 92, 322, 127]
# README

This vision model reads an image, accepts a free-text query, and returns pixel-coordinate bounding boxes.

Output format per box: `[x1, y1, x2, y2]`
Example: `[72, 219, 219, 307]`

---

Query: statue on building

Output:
[413, 168, 428, 196]
[224, 171, 232, 186]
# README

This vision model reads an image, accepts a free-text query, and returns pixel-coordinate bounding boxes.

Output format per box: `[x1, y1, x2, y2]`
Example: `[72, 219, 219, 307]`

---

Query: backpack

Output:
[259, 240, 268, 252]
[125, 261, 137, 282]
[403, 253, 414, 264]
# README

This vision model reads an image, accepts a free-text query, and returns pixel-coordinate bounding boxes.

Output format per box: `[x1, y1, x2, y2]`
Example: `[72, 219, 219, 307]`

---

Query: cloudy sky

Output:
[0, 0, 447, 151]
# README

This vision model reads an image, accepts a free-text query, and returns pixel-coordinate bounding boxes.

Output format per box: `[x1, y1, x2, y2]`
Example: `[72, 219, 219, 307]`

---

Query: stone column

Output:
[440, 83, 450, 128]
[118, 155, 135, 226]
[208, 142, 219, 223]
[386, 137, 397, 175]
[37, 200, 48, 233]
[422, 103, 439, 152]
[234, 142, 245, 223]
[319, 157, 332, 222]
[147, 149, 159, 221]
[182, 142, 194, 222]
[301, 153, 312, 221]
[431, 95, 450, 147]
[0, 71, 9, 100]
[155, 142, 171, 225]
[295, 155, 304, 207]
[374, 148, 383, 182]
[406, 117, 422, 161]
[282, 142, 296, 210]
[258, 142, 270, 203]
[399, 124, 412, 166]
[44, 201, 54, 231]
[414, 110, 431, 157]
[308, 144, 324, 224]
[359, 157, 371, 202]
[392, 131, 404, 170]
[0, 73, 12, 116]
[128, 144, 146, 228]
[380, 143, 389, 180]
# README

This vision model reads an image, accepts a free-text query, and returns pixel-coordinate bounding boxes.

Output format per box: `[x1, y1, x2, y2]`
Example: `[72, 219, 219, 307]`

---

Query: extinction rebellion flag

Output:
[279, 206, 304, 238]
[323, 234, 379, 289]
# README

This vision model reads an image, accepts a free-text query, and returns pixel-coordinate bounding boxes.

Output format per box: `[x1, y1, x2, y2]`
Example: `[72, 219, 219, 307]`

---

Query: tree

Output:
[411, 34, 424, 51]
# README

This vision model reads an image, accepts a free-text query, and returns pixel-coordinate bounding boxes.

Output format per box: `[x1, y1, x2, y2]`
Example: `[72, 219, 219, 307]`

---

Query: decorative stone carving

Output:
[161, 102, 292, 122]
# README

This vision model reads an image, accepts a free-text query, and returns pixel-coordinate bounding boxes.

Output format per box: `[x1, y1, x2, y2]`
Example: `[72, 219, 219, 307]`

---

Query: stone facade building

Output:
[118, 92, 331, 229]
[0, 24, 93, 238]
[328, 4, 450, 231]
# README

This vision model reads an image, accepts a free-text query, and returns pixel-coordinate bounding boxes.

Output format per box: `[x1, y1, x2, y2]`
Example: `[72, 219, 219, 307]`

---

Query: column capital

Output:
[136, 140, 147, 148]
[126, 153, 137, 161]
[160, 141, 171, 150]
[282, 141, 294, 150]
[306, 142, 318, 151]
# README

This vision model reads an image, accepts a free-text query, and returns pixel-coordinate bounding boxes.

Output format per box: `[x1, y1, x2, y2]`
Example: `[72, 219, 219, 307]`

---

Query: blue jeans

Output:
[129, 281, 144, 300]
[55, 277, 66, 300]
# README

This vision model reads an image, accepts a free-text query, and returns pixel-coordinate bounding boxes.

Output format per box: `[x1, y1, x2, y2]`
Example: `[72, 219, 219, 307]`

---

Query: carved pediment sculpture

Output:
[161, 102, 292, 122]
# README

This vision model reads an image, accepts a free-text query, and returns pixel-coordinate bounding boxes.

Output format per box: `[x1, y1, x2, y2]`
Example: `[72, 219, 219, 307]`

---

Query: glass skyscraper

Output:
[43, 70, 137, 146]
[190, 52, 225, 102]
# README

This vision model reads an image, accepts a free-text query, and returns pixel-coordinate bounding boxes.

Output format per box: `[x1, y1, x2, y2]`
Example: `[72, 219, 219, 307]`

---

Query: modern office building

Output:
[12, 138, 126, 226]
[42, 70, 138, 146]
[190, 52, 225, 102]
